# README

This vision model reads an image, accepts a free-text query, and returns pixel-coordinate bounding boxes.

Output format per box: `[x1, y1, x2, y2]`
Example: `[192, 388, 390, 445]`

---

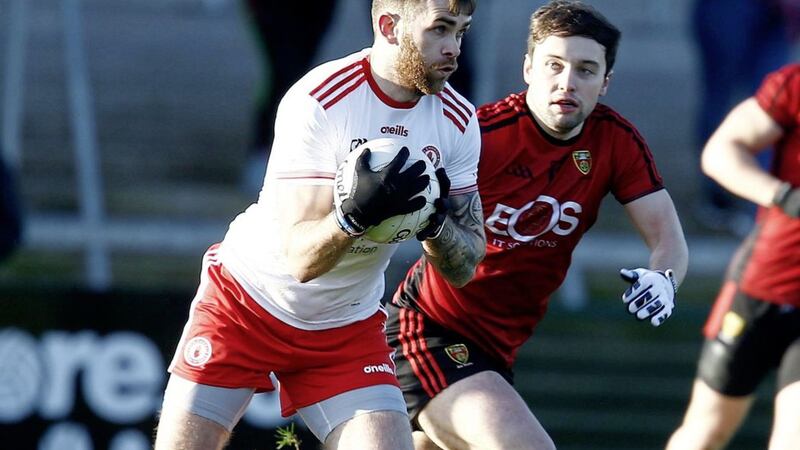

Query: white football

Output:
[334, 138, 440, 244]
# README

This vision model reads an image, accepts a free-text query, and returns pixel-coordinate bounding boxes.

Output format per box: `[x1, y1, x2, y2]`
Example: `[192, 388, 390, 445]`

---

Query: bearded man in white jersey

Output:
[153, 1, 485, 449]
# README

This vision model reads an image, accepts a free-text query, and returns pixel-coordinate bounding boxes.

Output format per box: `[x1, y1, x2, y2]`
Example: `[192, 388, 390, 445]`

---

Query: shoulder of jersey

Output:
[303, 52, 370, 111]
[478, 92, 529, 132]
[777, 62, 800, 77]
[588, 103, 644, 140]
[435, 84, 475, 133]
[765, 63, 800, 95]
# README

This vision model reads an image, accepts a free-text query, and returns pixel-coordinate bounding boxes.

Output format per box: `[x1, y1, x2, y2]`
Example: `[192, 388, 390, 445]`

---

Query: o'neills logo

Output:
[444, 343, 470, 365]
[363, 363, 394, 374]
[380, 125, 409, 137]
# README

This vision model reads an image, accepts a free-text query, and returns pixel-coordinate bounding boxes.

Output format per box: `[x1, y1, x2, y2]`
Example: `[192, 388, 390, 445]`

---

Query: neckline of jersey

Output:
[529, 110, 586, 147]
[362, 56, 420, 110]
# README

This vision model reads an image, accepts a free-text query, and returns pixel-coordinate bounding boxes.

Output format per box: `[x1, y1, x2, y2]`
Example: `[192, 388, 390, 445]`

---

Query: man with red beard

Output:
[386, 1, 688, 448]
[154, 1, 484, 449]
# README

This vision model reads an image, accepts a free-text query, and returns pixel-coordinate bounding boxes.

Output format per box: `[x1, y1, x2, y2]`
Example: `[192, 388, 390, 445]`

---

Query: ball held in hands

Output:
[334, 138, 440, 243]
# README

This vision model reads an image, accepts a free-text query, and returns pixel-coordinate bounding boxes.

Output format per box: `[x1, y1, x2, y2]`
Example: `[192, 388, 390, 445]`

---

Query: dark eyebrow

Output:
[434, 16, 472, 29]
[544, 54, 600, 67]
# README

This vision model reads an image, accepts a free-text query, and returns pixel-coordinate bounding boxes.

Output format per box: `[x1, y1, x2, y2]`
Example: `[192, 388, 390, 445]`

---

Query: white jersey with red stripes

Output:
[219, 48, 480, 330]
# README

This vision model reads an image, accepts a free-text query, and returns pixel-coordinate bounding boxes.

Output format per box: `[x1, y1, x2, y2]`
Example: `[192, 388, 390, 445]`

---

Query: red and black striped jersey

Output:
[736, 64, 800, 305]
[394, 91, 664, 367]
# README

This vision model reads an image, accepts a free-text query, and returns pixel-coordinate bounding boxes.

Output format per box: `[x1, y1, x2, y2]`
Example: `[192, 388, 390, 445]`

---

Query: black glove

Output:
[416, 167, 451, 241]
[773, 182, 800, 218]
[338, 147, 429, 234]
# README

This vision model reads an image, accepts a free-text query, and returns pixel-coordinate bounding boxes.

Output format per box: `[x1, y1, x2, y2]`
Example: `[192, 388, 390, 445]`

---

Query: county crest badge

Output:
[444, 343, 470, 366]
[719, 311, 745, 344]
[572, 150, 592, 175]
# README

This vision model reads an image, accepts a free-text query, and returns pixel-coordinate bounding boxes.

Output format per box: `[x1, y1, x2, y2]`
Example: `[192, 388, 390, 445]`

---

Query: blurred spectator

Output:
[691, 0, 796, 235]
[239, 0, 339, 196]
[0, 149, 22, 261]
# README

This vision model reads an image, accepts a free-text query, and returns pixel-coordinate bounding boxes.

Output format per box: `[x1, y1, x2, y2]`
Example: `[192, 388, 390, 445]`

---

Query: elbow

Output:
[699, 156, 710, 177]
[447, 252, 485, 288]
[699, 147, 717, 179]
[448, 272, 473, 288]
[291, 272, 316, 284]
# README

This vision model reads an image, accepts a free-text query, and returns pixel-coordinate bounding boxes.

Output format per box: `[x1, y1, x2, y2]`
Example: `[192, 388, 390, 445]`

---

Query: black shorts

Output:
[698, 284, 800, 396]
[385, 302, 513, 426]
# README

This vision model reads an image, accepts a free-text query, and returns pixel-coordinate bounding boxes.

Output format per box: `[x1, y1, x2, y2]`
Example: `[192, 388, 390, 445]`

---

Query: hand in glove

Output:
[619, 268, 677, 326]
[416, 167, 451, 241]
[336, 147, 429, 236]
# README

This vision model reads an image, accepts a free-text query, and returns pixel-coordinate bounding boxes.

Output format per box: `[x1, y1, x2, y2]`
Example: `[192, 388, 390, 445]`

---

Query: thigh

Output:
[325, 409, 413, 450]
[667, 379, 754, 450]
[776, 308, 800, 391]
[385, 303, 512, 423]
[155, 374, 255, 450]
[160, 374, 255, 431]
[771, 328, 800, 449]
[770, 380, 800, 450]
[699, 288, 783, 395]
[297, 384, 410, 446]
[418, 371, 554, 450]
[155, 408, 229, 450]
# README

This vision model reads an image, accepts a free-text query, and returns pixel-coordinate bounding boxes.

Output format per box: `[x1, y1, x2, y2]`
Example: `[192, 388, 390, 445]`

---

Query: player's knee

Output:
[672, 422, 730, 450]
[325, 410, 412, 450]
[412, 430, 442, 450]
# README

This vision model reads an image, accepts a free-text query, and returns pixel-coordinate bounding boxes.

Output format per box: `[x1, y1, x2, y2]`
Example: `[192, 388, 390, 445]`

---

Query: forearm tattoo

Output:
[425, 191, 486, 286]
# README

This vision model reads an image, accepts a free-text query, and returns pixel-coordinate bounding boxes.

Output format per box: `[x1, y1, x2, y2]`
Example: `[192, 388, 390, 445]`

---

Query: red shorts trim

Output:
[169, 246, 400, 416]
[703, 281, 737, 338]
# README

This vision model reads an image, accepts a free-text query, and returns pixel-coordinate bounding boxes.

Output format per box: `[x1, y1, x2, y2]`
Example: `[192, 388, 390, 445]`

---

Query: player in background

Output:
[666, 64, 800, 450]
[154, 1, 485, 449]
[385, 1, 688, 448]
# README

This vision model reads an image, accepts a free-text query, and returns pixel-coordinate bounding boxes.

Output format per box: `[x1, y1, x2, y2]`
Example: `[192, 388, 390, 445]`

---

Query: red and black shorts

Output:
[699, 281, 800, 396]
[385, 301, 512, 426]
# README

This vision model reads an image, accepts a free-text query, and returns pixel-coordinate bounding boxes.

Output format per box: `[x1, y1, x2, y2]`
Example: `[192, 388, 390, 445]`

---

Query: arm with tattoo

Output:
[422, 191, 486, 287]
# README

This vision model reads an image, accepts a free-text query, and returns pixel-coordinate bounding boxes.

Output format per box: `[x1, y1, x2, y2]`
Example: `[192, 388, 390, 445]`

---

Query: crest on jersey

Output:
[719, 311, 745, 344]
[422, 145, 442, 168]
[444, 344, 470, 365]
[572, 150, 592, 175]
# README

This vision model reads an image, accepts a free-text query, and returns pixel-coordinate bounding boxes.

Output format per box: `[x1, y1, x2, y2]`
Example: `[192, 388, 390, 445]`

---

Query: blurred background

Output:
[1, 0, 795, 448]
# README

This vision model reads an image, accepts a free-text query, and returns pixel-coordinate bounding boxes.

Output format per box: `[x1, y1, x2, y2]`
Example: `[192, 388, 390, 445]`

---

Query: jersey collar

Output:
[522, 94, 587, 147]
[363, 56, 420, 110]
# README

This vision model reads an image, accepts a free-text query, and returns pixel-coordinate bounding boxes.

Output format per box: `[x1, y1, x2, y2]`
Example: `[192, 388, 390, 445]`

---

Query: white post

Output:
[62, 0, 111, 290]
[558, 262, 588, 311]
[2, 0, 28, 169]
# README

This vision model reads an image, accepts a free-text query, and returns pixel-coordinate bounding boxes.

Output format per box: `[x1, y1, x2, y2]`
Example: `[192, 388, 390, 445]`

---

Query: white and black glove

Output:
[416, 167, 451, 241]
[619, 268, 677, 327]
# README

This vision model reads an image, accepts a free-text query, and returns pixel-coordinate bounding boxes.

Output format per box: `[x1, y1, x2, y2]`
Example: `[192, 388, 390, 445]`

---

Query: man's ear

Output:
[600, 69, 613, 96]
[522, 53, 532, 85]
[378, 13, 400, 44]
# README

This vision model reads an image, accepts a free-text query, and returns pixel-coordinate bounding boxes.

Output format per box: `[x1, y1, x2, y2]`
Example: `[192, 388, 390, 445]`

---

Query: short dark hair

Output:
[527, 0, 620, 74]
[371, 0, 476, 23]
